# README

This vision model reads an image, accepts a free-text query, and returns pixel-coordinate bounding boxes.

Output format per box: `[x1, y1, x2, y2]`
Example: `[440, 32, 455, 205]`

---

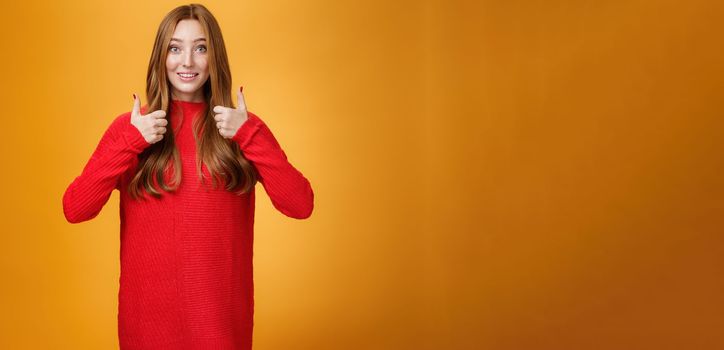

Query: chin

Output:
[173, 83, 201, 92]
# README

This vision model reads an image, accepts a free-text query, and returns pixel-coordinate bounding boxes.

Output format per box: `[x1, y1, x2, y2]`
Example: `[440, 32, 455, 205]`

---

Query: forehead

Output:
[171, 19, 206, 41]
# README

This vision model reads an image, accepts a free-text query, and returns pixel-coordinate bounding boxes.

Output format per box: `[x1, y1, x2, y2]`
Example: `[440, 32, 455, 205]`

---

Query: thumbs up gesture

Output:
[213, 86, 249, 139]
[130, 93, 168, 145]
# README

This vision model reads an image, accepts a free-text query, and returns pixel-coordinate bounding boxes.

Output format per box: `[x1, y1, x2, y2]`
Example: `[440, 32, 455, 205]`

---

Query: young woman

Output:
[62, 4, 314, 349]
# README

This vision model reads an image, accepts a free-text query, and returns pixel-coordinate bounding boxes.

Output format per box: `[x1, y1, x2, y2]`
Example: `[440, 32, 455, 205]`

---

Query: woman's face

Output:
[166, 19, 210, 102]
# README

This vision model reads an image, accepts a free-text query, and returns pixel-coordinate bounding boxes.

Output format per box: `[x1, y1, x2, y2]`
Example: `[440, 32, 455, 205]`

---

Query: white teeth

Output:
[178, 73, 197, 78]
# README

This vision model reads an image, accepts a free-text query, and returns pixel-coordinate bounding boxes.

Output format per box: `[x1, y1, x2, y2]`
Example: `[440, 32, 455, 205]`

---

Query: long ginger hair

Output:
[128, 3, 258, 200]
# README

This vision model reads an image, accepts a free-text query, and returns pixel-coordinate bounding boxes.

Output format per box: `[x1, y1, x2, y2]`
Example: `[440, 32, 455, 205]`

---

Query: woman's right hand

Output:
[130, 93, 168, 144]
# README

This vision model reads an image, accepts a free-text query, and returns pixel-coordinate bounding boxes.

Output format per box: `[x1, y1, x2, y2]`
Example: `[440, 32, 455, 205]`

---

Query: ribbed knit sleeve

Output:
[231, 111, 314, 219]
[63, 113, 149, 223]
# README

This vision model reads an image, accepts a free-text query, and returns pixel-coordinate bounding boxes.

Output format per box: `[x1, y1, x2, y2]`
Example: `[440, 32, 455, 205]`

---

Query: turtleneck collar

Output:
[170, 99, 208, 128]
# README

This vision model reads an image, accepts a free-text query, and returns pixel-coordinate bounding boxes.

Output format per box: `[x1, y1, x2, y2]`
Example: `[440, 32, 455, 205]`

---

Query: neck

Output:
[171, 91, 205, 103]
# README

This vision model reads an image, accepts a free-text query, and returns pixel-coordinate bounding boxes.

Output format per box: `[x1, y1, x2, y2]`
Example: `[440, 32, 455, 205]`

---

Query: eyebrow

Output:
[170, 37, 207, 43]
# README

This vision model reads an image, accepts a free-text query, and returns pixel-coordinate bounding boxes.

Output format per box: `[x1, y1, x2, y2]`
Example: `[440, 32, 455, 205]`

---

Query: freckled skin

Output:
[166, 19, 210, 103]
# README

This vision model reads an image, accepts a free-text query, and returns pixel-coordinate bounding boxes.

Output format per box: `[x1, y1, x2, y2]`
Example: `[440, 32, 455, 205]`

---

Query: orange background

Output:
[2, 0, 723, 349]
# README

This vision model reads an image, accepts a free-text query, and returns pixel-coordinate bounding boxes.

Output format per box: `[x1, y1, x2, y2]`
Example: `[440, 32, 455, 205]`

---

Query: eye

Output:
[196, 45, 207, 53]
[168, 46, 179, 53]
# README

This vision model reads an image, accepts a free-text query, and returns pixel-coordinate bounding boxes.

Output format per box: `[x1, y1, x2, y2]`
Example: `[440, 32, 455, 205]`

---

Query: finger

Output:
[237, 86, 246, 111]
[132, 93, 141, 117]
[156, 126, 167, 135]
[149, 110, 167, 119]
[213, 105, 230, 114]
[155, 118, 168, 126]
[213, 114, 224, 122]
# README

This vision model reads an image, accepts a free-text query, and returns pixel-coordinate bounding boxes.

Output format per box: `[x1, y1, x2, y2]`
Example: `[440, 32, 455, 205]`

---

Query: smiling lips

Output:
[177, 72, 199, 80]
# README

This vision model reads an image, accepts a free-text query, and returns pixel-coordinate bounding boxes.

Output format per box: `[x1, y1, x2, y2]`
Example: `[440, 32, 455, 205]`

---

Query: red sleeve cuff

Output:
[231, 111, 264, 150]
[118, 115, 150, 153]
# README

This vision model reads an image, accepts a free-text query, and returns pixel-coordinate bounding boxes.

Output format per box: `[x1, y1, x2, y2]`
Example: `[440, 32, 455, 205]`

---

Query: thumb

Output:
[131, 93, 141, 118]
[237, 86, 246, 111]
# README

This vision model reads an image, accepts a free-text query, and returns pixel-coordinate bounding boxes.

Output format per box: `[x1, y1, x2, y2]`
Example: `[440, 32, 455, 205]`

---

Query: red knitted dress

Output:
[63, 99, 314, 349]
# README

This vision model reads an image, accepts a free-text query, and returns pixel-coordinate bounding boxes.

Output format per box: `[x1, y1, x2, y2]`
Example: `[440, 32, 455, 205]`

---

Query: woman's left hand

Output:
[213, 86, 248, 139]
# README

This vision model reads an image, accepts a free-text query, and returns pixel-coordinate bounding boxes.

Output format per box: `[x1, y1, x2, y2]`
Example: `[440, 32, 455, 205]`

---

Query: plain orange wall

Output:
[1, 0, 723, 349]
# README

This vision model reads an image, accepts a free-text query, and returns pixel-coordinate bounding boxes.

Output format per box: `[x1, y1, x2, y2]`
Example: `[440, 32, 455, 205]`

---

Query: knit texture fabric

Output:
[63, 99, 314, 349]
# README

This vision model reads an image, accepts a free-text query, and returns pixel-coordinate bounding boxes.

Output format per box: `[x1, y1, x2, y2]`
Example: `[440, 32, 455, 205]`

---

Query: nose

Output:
[183, 51, 193, 67]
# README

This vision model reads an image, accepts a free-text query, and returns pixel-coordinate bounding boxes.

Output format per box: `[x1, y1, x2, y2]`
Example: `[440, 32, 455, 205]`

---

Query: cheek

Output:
[166, 57, 175, 71]
[200, 60, 209, 74]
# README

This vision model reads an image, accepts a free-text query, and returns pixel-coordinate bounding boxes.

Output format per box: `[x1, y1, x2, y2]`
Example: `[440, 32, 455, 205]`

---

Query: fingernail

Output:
[240, 86, 244, 93]
[133, 93, 137, 100]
